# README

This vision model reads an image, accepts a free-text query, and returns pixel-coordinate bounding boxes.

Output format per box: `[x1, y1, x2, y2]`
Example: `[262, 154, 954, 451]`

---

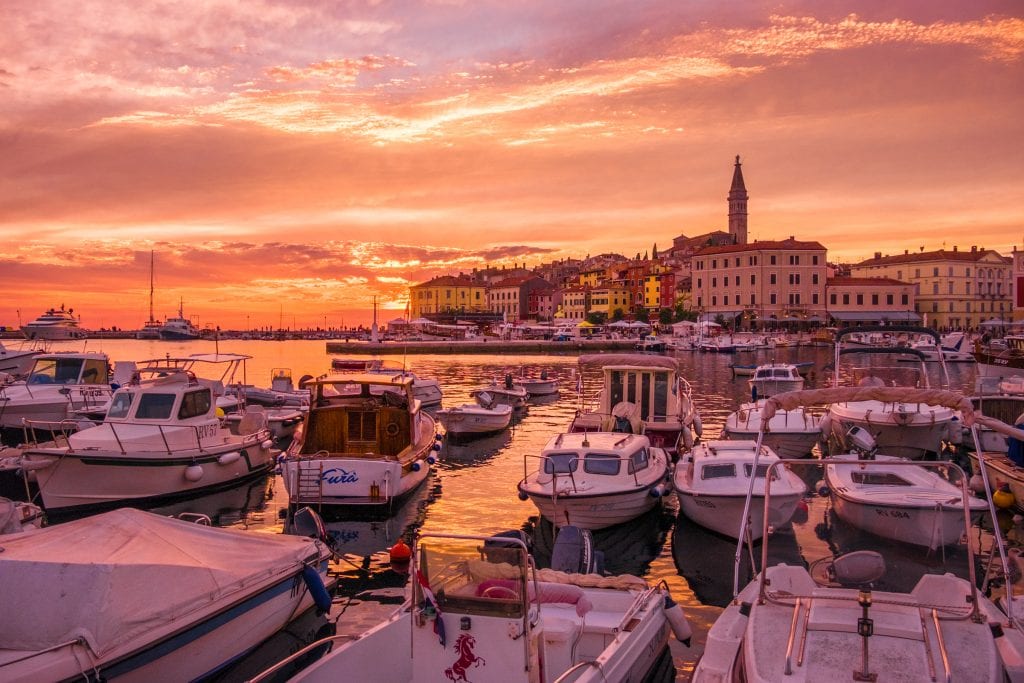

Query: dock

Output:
[325, 339, 639, 355]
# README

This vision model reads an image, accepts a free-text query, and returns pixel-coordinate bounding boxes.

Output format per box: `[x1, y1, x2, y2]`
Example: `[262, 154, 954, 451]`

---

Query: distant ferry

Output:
[158, 300, 202, 341]
[20, 306, 88, 341]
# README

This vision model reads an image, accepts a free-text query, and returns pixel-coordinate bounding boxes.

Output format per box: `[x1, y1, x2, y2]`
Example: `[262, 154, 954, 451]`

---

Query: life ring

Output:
[385, 422, 401, 437]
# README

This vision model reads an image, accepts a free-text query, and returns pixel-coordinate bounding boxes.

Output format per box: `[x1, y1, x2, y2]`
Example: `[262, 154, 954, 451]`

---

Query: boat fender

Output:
[682, 427, 694, 451]
[261, 439, 273, 449]
[217, 451, 241, 465]
[663, 593, 692, 646]
[517, 489, 529, 501]
[692, 414, 702, 438]
[819, 413, 833, 442]
[184, 464, 204, 482]
[649, 484, 665, 498]
[411, 461, 422, 472]
[427, 455, 437, 465]
[969, 474, 986, 494]
[947, 416, 963, 445]
[432, 442, 442, 452]
[994, 483, 1015, 510]
[435, 433, 444, 442]
[815, 479, 829, 497]
[301, 565, 332, 615]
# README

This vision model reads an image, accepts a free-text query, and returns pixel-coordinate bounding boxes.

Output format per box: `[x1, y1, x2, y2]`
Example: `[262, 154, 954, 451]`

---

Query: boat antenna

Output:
[733, 408, 770, 598]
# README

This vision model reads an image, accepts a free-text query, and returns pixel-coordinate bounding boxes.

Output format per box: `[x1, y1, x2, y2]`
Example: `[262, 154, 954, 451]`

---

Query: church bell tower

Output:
[728, 155, 748, 244]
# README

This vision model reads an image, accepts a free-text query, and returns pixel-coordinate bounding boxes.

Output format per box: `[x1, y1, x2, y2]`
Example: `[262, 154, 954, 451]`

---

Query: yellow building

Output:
[409, 276, 487, 317]
[589, 285, 630, 318]
[578, 269, 604, 287]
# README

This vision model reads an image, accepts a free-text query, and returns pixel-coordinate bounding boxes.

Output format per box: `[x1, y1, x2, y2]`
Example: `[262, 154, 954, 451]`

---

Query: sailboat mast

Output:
[148, 250, 155, 322]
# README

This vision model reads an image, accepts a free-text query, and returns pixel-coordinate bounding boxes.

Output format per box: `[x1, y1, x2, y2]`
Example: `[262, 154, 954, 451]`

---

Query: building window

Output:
[812, 273, 819, 285]
[750, 274, 756, 285]
[812, 293, 819, 304]
[933, 267, 939, 276]
[697, 278, 702, 288]
[751, 294, 756, 305]
[712, 259, 717, 269]
[770, 293, 777, 305]
[948, 282, 954, 294]
[902, 294, 909, 305]
[871, 294, 878, 305]
[887, 294, 894, 305]
[932, 283, 938, 294]
[712, 296, 717, 306]
[735, 257, 740, 267]
[770, 255, 777, 265]
[712, 277, 717, 287]
[843, 294, 850, 305]
[915, 268, 921, 278]
[856, 294, 864, 305]
[830, 293, 837, 305]
[770, 274, 777, 285]
[723, 295, 729, 305]
[812, 255, 819, 265]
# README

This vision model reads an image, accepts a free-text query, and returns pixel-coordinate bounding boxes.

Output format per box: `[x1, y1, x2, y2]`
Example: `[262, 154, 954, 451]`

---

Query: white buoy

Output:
[184, 464, 204, 482]
[217, 451, 241, 465]
[261, 439, 273, 449]
[969, 473, 986, 494]
[664, 594, 692, 646]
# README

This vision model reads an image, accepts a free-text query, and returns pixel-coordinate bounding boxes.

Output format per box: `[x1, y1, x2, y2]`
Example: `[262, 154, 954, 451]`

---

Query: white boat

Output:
[158, 299, 202, 340]
[9, 367, 276, 512]
[722, 399, 822, 458]
[635, 334, 667, 352]
[0, 342, 42, 378]
[694, 386, 1024, 682]
[0, 497, 44, 534]
[517, 432, 670, 530]
[280, 371, 437, 508]
[825, 325, 957, 459]
[330, 358, 443, 407]
[0, 508, 333, 682]
[0, 352, 115, 441]
[472, 375, 528, 409]
[673, 440, 806, 541]
[19, 306, 88, 341]
[569, 353, 702, 454]
[437, 400, 513, 439]
[136, 250, 163, 339]
[826, 450, 987, 549]
[250, 532, 691, 683]
[747, 362, 805, 398]
[518, 371, 559, 397]
[908, 330, 975, 362]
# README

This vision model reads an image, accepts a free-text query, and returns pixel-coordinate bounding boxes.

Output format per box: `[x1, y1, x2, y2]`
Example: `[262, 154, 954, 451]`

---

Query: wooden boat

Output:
[517, 432, 669, 530]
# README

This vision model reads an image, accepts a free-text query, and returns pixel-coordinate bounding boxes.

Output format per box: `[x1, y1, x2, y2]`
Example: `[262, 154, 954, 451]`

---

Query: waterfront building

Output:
[1011, 246, 1024, 323]
[528, 287, 560, 322]
[851, 246, 1012, 329]
[409, 275, 488, 318]
[826, 277, 918, 325]
[557, 286, 590, 321]
[643, 265, 677, 312]
[588, 285, 631, 320]
[692, 238, 828, 329]
[486, 275, 550, 323]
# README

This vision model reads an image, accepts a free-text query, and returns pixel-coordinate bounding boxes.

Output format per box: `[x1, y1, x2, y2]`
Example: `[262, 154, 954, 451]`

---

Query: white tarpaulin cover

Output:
[0, 508, 319, 657]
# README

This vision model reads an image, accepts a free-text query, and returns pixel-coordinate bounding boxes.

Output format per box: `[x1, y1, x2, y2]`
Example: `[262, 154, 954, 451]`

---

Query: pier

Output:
[325, 339, 638, 355]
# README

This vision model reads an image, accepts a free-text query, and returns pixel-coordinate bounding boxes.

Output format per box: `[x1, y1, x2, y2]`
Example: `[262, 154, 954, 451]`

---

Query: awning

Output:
[829, 311, 921, 322]
[699, 311, 742, 323]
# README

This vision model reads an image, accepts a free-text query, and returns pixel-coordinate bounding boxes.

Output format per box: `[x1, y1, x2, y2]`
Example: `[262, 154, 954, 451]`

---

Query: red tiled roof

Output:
[827, 277, 909, 287]
[695, 238, 825, 256]
[854, 249, 1008, 267]
[413, 275, 477, 288]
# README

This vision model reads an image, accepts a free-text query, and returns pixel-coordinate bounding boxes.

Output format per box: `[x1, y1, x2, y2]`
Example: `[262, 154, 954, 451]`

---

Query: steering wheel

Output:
[482, 585, 519, 600]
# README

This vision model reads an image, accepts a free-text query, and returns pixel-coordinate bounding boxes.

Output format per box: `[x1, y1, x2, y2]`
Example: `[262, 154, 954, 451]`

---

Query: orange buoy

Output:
[389, 539, 412, 564]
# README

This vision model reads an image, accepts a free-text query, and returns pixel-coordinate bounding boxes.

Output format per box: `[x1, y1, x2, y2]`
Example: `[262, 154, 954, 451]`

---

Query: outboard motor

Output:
[846, 425, 878, 459]
[290, 506, 333, 550]
[551, 525, 604, 575]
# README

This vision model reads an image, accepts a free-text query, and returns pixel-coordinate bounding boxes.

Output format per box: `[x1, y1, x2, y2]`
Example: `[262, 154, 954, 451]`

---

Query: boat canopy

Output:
[577, 353, 678, 371]
[0, 508, 319, 657]
[762, 387, 975, 422]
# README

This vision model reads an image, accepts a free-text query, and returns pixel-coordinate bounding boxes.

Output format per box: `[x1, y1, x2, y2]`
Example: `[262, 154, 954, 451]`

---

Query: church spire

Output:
[728, 155, 748, 244]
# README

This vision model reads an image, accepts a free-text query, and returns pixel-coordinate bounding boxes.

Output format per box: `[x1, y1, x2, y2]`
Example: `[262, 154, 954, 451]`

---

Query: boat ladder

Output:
[296, 459, 324, 510]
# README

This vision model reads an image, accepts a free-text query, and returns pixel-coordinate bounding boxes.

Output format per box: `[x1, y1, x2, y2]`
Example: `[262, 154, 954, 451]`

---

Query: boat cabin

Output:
[103, 373, 215, 424]
[25, 353, 109, 386]
[536, 433, 654, 485]
[297, 373, 418, 458]
[688, 441, 780, 491]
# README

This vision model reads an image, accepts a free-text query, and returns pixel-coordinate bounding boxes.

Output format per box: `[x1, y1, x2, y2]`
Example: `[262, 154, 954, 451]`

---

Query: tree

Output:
[635, 308, 651, 323]
[611, 308, 625, 321]
[586, 311, 607, 326]
[658, 308, 673, 325]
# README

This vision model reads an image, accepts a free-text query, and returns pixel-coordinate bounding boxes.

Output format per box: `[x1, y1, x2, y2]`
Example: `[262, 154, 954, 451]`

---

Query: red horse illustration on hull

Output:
[445, 633, 486, 682]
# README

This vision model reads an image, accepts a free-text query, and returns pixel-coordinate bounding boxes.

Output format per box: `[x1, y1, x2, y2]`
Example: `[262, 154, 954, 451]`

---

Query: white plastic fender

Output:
[217, 451, 241, 465]
[184, 464, 204, 481]
[692, 413, 703, 438]
[664, 594, 693, 645]
[683, 426, 695, 450]
[261, 439, 274, 449]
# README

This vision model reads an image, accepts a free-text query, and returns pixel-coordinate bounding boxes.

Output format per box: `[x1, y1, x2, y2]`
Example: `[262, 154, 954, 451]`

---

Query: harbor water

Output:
[11, 339, 993, 680]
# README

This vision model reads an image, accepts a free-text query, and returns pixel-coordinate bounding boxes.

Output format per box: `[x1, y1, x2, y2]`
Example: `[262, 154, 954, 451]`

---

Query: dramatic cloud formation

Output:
[0, 1, 1021, 328]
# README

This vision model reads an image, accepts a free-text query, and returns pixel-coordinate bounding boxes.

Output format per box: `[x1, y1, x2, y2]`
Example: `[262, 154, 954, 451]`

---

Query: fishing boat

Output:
[694, 386, 1024, 682]
[472, 374, 528, 409]
[672, 440, 807, 541]
[19, 305, 88, 341]
[747, 362, 805, 398]
[569, 353, 702, 454]
[248, 531, 692, 683]
[974, 334, 1024, 376]
[279, 371, 438, 509]
[436, 400, 513, 440]
[722, 399, 822, 458]
[517, 432, 670, 530]
[825, 325, 957, 459]
[0, 508, 333, 682]
[158, 299, 202, 340]
[825, 426, 986, 548]
[0, 352, 116, 444]
[8, 366, 276, 512]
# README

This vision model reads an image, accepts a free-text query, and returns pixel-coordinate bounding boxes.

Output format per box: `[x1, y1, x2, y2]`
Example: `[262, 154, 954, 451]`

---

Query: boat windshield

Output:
[107, 392, 135, 419]
[583, 453, 620, 475]
[543, 452, 578, 474]
[27, 357, 85, 384]
[415, 536, 528, 619]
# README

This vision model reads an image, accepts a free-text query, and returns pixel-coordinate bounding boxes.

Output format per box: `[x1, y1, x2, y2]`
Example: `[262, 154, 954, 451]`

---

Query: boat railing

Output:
[19, 419, 83, 447]
[21, 418, 266, 456]
[246, 633, 363, 683]
[522, 452, 643, 492]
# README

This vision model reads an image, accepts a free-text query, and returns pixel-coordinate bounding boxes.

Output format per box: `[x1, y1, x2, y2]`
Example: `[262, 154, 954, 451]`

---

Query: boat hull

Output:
[283, 455, 430, 507]
[19, 326, 87, 341]
[969, 452, 1024, 513]
[23, 441, 274, 512]
[827, 403, 953, 458]
[521, 486, 661, 530]
[675, 490, 803, 541]
[437, 407, 511, 438]
[722, 428, 819, 458]
[828, 486, 974, 548]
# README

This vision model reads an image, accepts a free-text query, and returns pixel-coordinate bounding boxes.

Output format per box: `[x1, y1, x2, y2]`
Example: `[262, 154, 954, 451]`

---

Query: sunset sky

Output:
[1, 1, 1022, 330]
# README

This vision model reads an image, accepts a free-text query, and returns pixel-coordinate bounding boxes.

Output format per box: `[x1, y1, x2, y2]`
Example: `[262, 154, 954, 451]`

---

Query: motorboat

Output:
[0, 508, 333, 681]
[825, 426, 986, 548]
[694, 386, 1024, 682]
[0, 343, 42, 378]
[518, 370, 559, 397]
[697, 337, 736, 353]
[330, 358, 443, 407]
[279, 371, 438, 509]
[19, 305, 88, 341]
[472, 375, 528, 409]
[963, 390, 1024, 453]
[722, 399, 822, 458]
[222, 367, 310, 441]
[825, 325, 957, 459]
[975, 334, 1024, 376]
[516, 432, 670, 530]
[908, 330, 975, 362]
[436, 400, 513, 440]
[747, 362, 805, 398]
[731, 361, 813, 379]
[0, 497, 44, 534]
[7, 366, 276, 512]
[249, 531, 691, 683]
[569, 354, 702, 454]
[673, 440, 806, 541]
[0, 352, 116, 444]
[635, 334, 667, 352]
[158, 299, 202, 340]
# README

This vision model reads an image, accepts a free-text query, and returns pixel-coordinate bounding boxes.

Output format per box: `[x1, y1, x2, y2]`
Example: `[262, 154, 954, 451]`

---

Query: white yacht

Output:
[20, 306, 88, 340]
[9, 368, 276, 512]
[517, 432, 670, 529]
[747, 362, 805, 398]
[159, 299, 202, 340]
